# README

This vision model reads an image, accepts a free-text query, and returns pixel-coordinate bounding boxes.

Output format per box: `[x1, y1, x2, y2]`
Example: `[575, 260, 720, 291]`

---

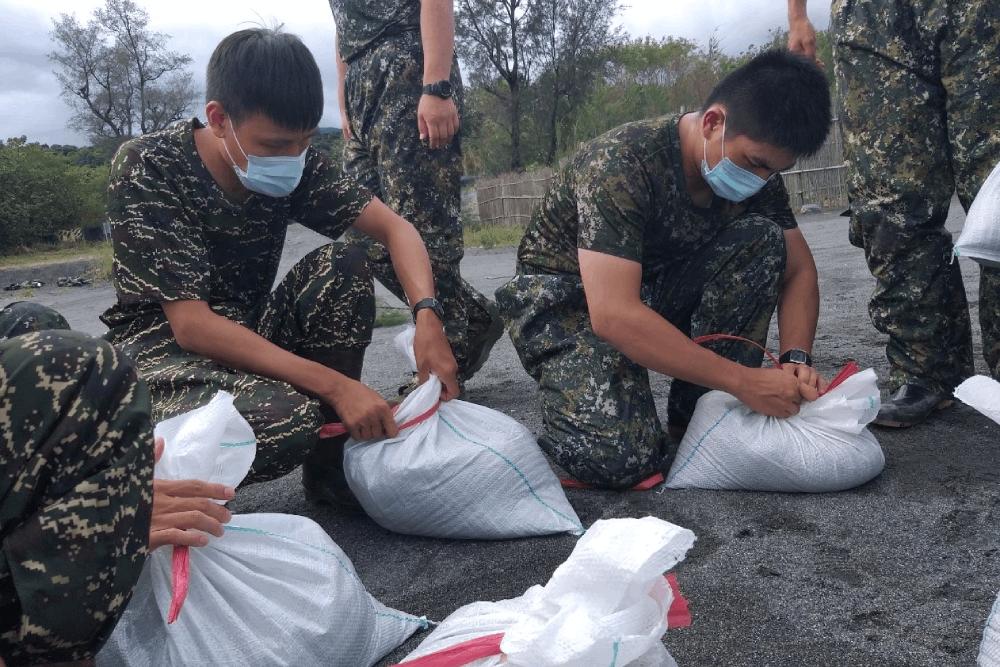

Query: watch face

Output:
[437, 81, 453, 97]
[788, 350, 809, 364]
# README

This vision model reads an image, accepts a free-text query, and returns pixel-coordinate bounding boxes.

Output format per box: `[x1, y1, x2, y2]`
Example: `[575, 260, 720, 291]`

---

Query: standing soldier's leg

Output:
[0, 331, 154, 663]
[942, 0, 1000, 380]
[343, 36, 501, 383]
[833, 1, 973, 417]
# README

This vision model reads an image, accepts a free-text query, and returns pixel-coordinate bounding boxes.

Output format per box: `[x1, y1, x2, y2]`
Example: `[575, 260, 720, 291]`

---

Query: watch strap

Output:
[411, 297, 444, 320]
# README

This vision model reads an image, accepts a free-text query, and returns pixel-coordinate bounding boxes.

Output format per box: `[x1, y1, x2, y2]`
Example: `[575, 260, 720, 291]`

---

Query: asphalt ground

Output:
[5, 200, 998, 666]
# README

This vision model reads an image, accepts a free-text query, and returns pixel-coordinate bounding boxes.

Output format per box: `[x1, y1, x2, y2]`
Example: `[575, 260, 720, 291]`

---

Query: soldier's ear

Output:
[704, 105, 728, 139]
[205, 101, 228, 138]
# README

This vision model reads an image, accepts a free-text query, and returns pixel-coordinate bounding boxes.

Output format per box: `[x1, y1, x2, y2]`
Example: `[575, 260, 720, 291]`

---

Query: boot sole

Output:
[872, 398, 954, 428]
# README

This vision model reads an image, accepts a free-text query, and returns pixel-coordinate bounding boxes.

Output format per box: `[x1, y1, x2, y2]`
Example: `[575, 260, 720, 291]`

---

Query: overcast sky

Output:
[0, 0, 831, 146]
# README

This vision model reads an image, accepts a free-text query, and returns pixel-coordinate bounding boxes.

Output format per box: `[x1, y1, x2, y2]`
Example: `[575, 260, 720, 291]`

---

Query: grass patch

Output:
[374, 308, 410, 329]
[464, 223, 525, 250]
[0, 241, 108, 268]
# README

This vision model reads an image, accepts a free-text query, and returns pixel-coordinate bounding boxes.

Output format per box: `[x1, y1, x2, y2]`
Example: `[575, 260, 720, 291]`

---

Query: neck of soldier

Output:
[678, 112, 714, 209]
[193, 125, 252, 202]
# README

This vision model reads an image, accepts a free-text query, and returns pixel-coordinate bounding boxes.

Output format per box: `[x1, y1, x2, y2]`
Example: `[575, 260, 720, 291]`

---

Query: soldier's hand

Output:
[149, 437, 235, 551]
[325, 378, 399, 441]
[418, 95, 460, 150]
[733, 367, 804, 418]
[413, 308, 461, 401]
[781, 362, 827, 400]
[340, 106, 352, 142]
[788, 15, 823, 67]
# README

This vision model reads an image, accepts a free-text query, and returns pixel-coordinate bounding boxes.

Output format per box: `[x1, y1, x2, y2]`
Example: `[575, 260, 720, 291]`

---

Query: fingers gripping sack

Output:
[665, 368, 886, 492]
[342, 328, 583, 539]
[98, 392, 425, 667]
[398, 517, 696, 667]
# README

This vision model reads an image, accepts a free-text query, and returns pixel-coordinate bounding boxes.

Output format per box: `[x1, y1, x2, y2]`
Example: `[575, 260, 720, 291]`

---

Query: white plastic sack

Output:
[980, 592, 1000, 667]
[343, 328, 582, 539]
[400, 517, 696, 667]
[955, 159, 1000, 267]
[955, 375, 1000, 426]
[665, 368, 885, 492]
[98, 391, 424, 667]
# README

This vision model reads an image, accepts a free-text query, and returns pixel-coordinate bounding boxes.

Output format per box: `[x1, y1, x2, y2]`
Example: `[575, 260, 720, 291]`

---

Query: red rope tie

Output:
[167, 545, 190, 624]
[319, 400, 441, 439]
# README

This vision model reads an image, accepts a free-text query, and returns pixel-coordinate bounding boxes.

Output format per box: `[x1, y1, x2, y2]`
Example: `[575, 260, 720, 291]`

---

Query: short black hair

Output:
[702, 50, 831, 157]
[206, 28, 323, 131]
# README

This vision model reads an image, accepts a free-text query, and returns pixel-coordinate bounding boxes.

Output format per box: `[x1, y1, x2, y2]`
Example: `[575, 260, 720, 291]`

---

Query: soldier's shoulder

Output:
[110, 120, 195, 182]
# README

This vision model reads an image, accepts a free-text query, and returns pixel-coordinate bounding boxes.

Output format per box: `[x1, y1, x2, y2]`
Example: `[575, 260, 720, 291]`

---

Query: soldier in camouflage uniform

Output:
[330, 0, 503, 385]
[789, 0, 1000, 426]
[0, 321, 154, 663]
[103, 28, 459, 506]
[497, 51, 833, 489]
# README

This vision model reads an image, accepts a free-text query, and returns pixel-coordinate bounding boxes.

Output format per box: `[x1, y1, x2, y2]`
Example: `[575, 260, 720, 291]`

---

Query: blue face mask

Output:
[224, 125, 308, 198]
[700, 118, 768, 203]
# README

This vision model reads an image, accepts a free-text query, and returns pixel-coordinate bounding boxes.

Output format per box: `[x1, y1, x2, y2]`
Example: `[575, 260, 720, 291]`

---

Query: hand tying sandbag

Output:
[98, 392, 425, 667]
[665, 368, 885, 492]
[342, 328, 583, 540]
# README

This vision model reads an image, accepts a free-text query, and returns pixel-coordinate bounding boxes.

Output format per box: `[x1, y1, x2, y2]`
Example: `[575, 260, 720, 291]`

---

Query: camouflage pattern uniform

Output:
[832, 0, 1000, 390]
[330, 0, 502, 381]
[0, 316, 154, 663]
[496, 116, 795, 489]
[101, 119, 376, 484]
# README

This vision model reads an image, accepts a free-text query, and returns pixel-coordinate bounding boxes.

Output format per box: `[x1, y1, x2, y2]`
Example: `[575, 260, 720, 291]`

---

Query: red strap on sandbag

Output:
[560, 471, 665, 491]
[665, 572, 692, 628]
[319, 400, 441, 439]
[394, 575, 692, 666]
[168, 545, 190, 624]
[819, 360, 860, 396]
[692, 334, 783, 368]
[393, 632, 505, 666]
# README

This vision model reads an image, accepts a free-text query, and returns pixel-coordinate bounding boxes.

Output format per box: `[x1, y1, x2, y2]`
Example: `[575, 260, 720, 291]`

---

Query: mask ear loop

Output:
[222, 120, 250, 172]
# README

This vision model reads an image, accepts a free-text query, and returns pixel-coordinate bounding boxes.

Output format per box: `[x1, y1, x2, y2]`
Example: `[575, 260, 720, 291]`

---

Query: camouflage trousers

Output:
[496, 215, 785, 489]
[342, 31, 501, 382]
[106, 242, 375, 484]
[833, 0, 1000, 392]
[0, 327, 154, 663]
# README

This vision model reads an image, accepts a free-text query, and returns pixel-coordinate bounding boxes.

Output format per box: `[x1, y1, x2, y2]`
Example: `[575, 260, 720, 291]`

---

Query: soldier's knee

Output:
[541, 424, 661, 491]
[0, 302, 71, 340]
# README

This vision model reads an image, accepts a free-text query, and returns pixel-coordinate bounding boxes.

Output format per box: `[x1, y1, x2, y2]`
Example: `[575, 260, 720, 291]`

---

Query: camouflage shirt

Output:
[517, 114, 798, 284]
[329, 0, 421, 63]
[101, 118, 372, 334]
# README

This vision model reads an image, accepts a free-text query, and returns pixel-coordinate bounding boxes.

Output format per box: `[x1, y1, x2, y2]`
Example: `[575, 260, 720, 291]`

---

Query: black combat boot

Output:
[873, 383, 954, 428]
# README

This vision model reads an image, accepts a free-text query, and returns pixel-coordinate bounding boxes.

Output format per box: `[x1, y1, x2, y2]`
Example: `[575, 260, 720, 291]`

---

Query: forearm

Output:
[384, 220, 437, 307]
[595, 302, 748, 395]
[420, 0, 455, 83]
[174, 308, 348, 399]
[788, 0, 809, 20]
[336, 50, 349, 112]
[777, 268, 820, 354]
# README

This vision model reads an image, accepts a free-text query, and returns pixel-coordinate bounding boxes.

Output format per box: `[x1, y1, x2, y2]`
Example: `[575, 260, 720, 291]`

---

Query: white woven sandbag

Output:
[342, 328, 582, 540]
[955, 375, 1000, 426]
[344, 373, 583, 539]
[399, 517, 696, 667]
[665, 369, 885, 492]
[955, 159, 1000, 267]
[98, 392, 424, 667]
[980, 591, 1000, 667]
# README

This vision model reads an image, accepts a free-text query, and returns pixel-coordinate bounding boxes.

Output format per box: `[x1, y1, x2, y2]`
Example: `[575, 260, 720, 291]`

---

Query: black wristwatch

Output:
[422, 80, 453, 99]
[411, 297, 444, 321]
[779, 348, 813, 366]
